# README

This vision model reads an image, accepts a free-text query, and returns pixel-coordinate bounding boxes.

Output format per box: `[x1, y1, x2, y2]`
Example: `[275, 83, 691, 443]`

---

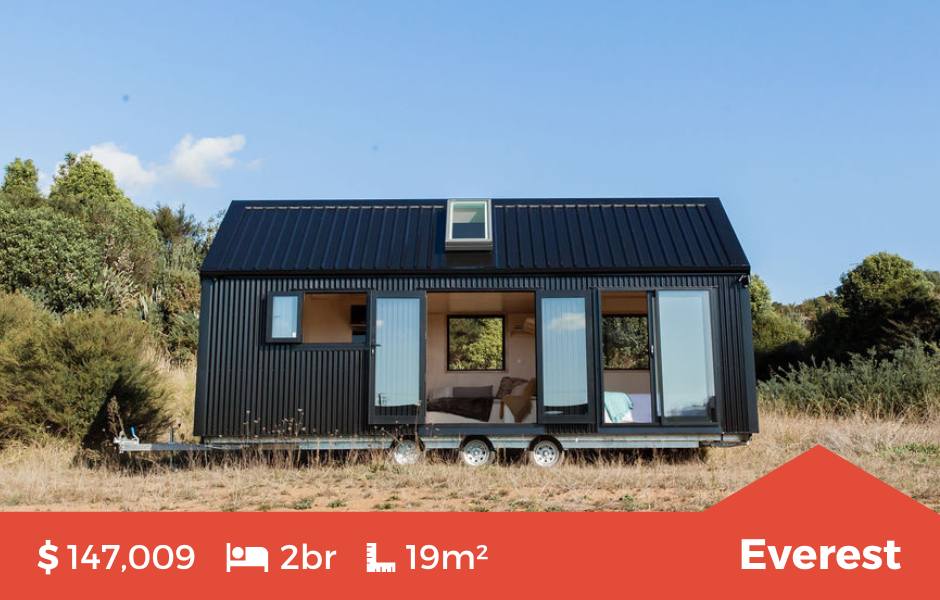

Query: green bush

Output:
[0, 200, 105, 312]
[758, 342, 940, 420]
[49, 154, 161, 289]
[0, 293, 171, 450]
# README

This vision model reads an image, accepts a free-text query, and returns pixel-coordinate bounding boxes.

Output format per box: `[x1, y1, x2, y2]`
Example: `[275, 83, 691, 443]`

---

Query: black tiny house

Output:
[191, 198, 757, 466]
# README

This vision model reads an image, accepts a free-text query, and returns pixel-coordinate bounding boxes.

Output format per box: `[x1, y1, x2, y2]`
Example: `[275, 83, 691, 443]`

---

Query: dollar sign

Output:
[37, 539, 59, 575]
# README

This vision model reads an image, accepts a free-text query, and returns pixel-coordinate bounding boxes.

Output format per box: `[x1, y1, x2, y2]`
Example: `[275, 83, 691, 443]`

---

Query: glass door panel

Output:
[537, 291, 594, 423]
[655, 290, 716, 423]
[370, 292, 425, 424]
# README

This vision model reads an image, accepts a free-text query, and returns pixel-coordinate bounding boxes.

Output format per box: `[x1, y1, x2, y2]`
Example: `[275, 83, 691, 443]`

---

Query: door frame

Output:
[367, 290, 426, 425]
[535, 289, 596, 425]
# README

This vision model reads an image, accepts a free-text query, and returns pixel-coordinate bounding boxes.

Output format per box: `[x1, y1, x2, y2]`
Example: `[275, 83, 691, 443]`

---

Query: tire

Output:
[390, 438, 422, 465]
[459, 438, 494, 467]
[528, 438, 564, 468]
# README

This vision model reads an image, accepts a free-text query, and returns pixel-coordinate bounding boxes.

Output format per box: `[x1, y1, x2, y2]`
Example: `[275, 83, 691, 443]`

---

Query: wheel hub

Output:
[463, 441, 489, 466]
[533, 442, 560, 466]
[392, 440, 419, 465]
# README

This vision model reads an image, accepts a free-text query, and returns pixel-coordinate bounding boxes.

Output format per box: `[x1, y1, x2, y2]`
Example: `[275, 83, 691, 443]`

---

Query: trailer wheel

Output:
[459, 438, 494, 467]
[390, 438, 422, 465]
[528, 438, 564, 468]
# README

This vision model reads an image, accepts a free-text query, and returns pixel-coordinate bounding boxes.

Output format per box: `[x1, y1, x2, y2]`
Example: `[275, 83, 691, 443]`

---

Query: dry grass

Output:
[1, 361, 937, 512]
[0, 410, 936, 512]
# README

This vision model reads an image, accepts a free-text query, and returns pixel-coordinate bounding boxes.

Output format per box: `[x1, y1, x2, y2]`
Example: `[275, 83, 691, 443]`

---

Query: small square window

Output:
[447, 316, 505, 370]
[267, 292, 302, 342]
[446, 198, 492, 251]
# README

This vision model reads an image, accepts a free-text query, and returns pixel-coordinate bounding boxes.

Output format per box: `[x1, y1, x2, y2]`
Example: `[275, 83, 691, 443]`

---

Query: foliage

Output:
[0, 198, 104, 312]
[602, 315, 649, 369]
[759, 342, 940, 421]
[812, 253, 940, 360]
[448, 317, 504, 370]
[49, 154, 160, 289]
[749, 275, 811, 377]
[1, 157, 41, 206]
[0, 293, 171, 449]
[48, 153, 126, 204]
[146, 204, 216, 364]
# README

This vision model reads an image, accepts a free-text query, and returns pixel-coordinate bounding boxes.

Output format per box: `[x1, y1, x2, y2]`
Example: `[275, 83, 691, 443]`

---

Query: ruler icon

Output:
[365, 542, 396, 573]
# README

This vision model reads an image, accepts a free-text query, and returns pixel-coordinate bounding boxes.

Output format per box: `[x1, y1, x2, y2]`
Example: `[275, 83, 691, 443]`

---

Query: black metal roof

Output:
[201, 198, 750, 275]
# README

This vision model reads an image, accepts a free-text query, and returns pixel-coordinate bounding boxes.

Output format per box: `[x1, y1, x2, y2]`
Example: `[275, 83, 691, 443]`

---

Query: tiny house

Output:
[191, 198, 757, 466]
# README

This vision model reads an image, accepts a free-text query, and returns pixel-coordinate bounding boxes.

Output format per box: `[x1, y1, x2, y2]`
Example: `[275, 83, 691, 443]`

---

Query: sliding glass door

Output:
[536, 291, 594, 423]
[655, 290, 717, 423]
[369, 292, 425, 424]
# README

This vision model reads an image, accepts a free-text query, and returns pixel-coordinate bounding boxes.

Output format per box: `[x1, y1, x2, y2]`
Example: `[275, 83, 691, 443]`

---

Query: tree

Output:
[153, 203, 202, 248]
[1, 158, 41, 205]
[49, 153, 125, 204]
[448, 317, 504, 370]
[813, 253, 940, 359]
[749, 275, 811, 377]
[0, 199, 104, 312]
[48, 154, 160, 290]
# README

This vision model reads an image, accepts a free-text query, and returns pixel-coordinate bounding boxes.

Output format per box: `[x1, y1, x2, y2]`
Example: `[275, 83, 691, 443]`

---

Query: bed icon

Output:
[226, 543, 269, 573]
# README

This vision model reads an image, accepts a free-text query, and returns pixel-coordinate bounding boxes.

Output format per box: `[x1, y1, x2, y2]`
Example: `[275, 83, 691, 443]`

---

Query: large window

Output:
[267, 292, 302, 342]
[447, 316, 505, 371]
[602, 315, 649, 370]
[656, 290, 716, 422]
[373, 296, 423, 416]
[445, 199, 492, 250]
[539, 294, 590, 418]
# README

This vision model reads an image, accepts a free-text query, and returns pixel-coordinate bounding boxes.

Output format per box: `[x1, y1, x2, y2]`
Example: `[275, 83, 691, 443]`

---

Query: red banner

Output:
[2, 447, 937, 597]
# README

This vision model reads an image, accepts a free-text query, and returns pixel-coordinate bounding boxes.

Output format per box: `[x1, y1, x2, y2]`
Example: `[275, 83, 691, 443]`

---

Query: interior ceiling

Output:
[427, 292, 534, 314]
[601, 291, 648, 315]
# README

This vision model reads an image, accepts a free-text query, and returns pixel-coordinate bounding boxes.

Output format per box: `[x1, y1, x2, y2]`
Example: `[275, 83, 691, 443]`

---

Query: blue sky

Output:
[2, 2, 937, 302]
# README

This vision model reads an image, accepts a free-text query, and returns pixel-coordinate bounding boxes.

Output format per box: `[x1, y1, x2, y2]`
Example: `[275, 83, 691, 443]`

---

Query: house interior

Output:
[600, 291, 654, 424]
[297, 290, 655, 426]
[425, 292, 537, 424]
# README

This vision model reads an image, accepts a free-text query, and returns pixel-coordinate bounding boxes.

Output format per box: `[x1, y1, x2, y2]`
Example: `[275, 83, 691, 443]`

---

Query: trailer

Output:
[122, 198, 758, 467]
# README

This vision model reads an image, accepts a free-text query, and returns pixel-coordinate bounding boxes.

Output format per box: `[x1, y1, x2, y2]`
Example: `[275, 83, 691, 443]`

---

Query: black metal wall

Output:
[194, 274, 758, 438]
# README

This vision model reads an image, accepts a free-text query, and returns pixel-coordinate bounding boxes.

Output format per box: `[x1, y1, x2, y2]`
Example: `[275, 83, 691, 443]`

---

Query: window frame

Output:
[536, 289, 596, 425]
[600, 313, 651, 371]
[445, 198, 493, 251]
[446, 314, 506, 372]
[653, 288, 721, 425]
[265, 291, 303, 343]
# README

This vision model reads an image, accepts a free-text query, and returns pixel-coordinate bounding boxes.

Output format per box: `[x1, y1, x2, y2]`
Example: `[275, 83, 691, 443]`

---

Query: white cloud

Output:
[547, 312, 585, 332]
[73, 134, 250, 191]
[79, 142, 157, 190]
[37, 170, 54, 195]
[167, 134, 246, 187]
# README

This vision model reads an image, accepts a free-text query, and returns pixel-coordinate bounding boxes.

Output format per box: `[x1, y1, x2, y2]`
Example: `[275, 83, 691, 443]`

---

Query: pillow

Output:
[496, 376, 526, 399]
[453, 385, 493, 399]
[510, 381, 530, 396]
[502, 395, 533, 423]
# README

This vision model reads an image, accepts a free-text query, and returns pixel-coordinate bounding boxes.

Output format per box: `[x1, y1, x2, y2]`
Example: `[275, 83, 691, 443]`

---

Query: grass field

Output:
[0, 409, 937, 512]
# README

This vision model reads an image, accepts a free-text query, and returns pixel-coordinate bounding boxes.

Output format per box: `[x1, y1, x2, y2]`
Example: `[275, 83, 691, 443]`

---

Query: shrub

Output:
[49, 154, 161, 289]
[758, 342, 940, 420]
[0, 200, 105, 312]
[0, 293, 172, 450]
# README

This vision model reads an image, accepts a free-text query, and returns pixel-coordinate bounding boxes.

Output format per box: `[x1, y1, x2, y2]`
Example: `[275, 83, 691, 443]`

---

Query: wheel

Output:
[459, 438, 494, 467]
[528, 438, 564, 468]
[390, 439, 422, 465]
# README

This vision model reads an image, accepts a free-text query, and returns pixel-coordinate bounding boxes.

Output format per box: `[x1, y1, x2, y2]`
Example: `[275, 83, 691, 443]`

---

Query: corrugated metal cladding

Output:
[201, 198, 749, 275]
[194, 274, 758, 438]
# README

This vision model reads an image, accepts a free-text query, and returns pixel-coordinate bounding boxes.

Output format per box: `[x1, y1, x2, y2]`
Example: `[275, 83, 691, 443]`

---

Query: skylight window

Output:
[445, 198, 493, 251]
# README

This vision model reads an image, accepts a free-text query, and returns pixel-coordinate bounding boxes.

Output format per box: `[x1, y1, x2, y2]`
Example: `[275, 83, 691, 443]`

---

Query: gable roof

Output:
[201, 198, 750, 275]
